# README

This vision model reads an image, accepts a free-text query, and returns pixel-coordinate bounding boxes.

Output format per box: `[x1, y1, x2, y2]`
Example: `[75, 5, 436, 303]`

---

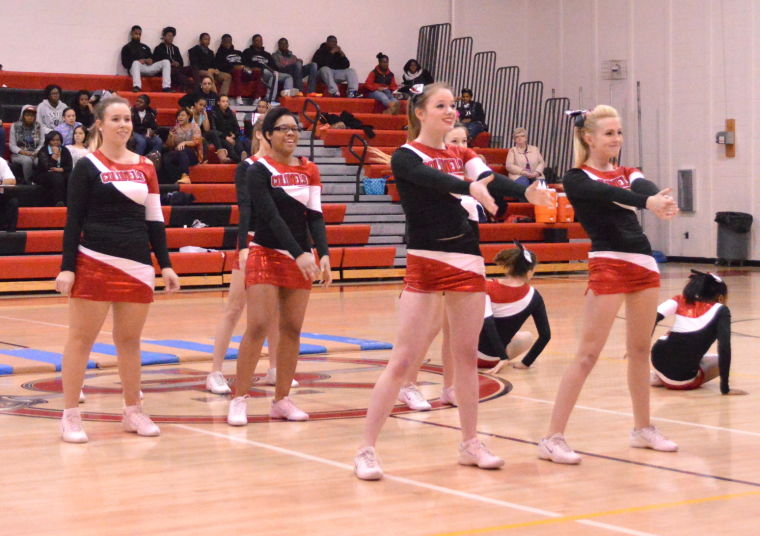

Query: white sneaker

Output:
[630, 426, 679, 452]
[79, 390, 86, 403]
[122, 405, 160, 437]
[398, 384, 432, 411]
[440, 386, 457, 406]
[270, 397, 309, 421]
[227, 395, 249, 426]
[61, 408, 88, 443]
[458, 438, 504, 469]
[538, 434, 582, 464]
[354, 446, 383, 480]
[261, 367, 299, 387]
[206, 371, 232, 394]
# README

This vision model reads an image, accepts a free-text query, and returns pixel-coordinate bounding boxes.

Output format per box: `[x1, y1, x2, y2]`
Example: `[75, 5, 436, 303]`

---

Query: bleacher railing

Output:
[302, 98, 321, 162]
[348, 134, 369, 202]
[416, 23, 574, 175]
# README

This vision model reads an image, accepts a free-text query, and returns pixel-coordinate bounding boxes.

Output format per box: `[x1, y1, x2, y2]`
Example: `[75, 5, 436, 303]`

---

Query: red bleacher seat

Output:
[0, 71, 163, 92]
[178, 184, 237, 204]
[481, 242, 590, 263]
[165, 227, 225, 249]
[479, 222, 587, 242]
[341, 246, 396, 268]
[116, 91, 182, 108]
[189, 164, 237, 183]
[322, 129, 406, 148]
[472, 131, 491, 148]
[325, 225, 370, 245]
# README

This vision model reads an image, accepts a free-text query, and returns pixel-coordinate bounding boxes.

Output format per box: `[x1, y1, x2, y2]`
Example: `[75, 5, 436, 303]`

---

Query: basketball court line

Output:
[391, 415, 760, 488]
[0, 314, 114, 335]
[172, 423, 660, 536]
[428, 489, 760, 536]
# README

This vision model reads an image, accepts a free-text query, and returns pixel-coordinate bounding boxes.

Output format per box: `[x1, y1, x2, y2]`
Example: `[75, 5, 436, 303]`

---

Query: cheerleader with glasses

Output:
[650, 270, 747, 396]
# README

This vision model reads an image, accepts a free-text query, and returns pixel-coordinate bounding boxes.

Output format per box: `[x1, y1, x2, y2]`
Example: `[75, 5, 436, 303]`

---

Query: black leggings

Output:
[35, 170, 67, 206]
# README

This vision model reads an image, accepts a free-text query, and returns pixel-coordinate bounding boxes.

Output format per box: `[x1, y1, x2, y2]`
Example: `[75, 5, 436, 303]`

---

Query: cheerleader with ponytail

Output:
[477, 242, 551, 374]
[650, 271, 746, 395]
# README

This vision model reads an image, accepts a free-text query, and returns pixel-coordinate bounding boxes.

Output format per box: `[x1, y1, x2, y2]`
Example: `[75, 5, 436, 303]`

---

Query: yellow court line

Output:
[430, 489, 760, 536]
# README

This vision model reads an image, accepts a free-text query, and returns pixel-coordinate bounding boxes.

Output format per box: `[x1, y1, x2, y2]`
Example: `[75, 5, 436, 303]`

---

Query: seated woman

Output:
[210, 95, 247, 163]
[650, 270, 746, 395]
[37, 84, 67, 134]
[477, 244, 551, 373]
[456, 89, 487, 143]
[187, 94, 230, 163]
[54, 108, 82, 146]
[65, 125, 90, 167]
[130, 94, 163, 160]
[9, 105, 44, 183]
[73, 90, 94, 128]
[505, 127, 545, 187]
[397, 59, 433, 98]
[35, 130, 72, 206]
[179, 75, 220, 111]
[162, 109, 202, 184]
[364, 53, 400, 114]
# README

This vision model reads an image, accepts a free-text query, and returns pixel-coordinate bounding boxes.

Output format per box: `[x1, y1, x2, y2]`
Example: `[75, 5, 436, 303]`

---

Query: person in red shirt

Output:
[364, 53, 400, 114]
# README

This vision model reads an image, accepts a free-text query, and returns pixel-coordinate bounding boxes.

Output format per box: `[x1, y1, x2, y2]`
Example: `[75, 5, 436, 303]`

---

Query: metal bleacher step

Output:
[369, 222, 406, 235]
[345, 203, 403, 215]
[344, 214, 405, 223]
[321, 194, 392, 203]
[317, 164, 357, 175]
[368, 235, 404, 245]
[295, 146, 341, 158]
[320, 175, 358, 183]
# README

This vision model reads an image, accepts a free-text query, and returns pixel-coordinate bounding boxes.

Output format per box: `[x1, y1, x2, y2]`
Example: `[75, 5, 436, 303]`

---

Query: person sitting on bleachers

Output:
[364, 53, 400, 114]
[120, 25, 171, 92]
[179, 75, 219, 112]
[187, 94, 227, 163]
[210, 95, 246, 163]
[189, 33, 231, 96]
[35, 131, 72, 206]
[66, 125, 90, 168]
[37, 84, 67, 134]
[312, 35, 359, 98]
[505, 127, 545, 186]
[0, 103, 7, 157]
[152, 26, 194, 92]
[398, 59, 434, 98]
[272, 37, 317, 95]
[130, 94, 163, 160]
[242, 34, 297, 99]
[9, 105, 43, 183]
[72, 90, 94, 128]
[456, 88, 487, 144]
[0, 156, 19, 232]
[54, 108, 81, 146]
[163, 108, 202, 184]
[215, 34, 258, 104]
[241, 99, 269, 150]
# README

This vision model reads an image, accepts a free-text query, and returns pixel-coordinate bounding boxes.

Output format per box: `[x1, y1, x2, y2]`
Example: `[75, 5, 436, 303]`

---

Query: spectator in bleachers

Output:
[189, 33, 231, 96]
[0, 156, 19, 232]
[163, 109, 201, 184]
[242, 34, 297, 99]
[37, 84, 67, 134]
[364, 53, 401, 114]
[0, 103, 6, 157]
[210, 95, 246, 162]
[130, 94, 163, 159]
[35, 130, 72, 206]
[66, 125, 90, 168]
[54, 108, 82, 146]
[273, 37, 317, 94]
[73, 90, 94, 128]
[312, 35, 359, 98]
[215, 34, 258, 104]
[152, 26, 194, 92]
[505, 127, 545, 187]
[242, 99, 269, 149]
[179, 75, 220, 111]
[188, 94, 228, 163]
[456, 88, 487, 144]
[9, 105, 43, 183]
[120, 25, 171, 93]
[398, 59, 434, 97]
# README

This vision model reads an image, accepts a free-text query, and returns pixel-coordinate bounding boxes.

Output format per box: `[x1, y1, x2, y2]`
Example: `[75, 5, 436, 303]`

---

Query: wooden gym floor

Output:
[1, 263, 759, 535]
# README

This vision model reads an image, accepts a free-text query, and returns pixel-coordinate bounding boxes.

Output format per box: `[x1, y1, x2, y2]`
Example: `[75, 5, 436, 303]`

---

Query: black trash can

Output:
[714, 211, 753, 265]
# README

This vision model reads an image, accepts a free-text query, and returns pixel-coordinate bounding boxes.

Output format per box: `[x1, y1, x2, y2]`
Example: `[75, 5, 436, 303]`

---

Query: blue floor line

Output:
[91, 343, 179, 366]
[0, 363, 14, 375]
[144, 340, 237, 360]
[300, 332, 393, 350]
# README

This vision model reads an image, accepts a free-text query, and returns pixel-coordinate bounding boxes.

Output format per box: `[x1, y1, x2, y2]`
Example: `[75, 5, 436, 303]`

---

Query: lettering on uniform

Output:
[271, 172, 309, 188]
[100, 169, 147, 184]
[599, 174, 630, 189]
[422, 157, 464, 175]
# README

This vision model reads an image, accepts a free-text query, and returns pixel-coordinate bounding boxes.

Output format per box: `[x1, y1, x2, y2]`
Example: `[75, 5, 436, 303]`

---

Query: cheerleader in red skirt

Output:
[538, 105, 679, 464]
[354, 83, 553, 480]
[55, 96, 180, 443]
[226, 107, 330, 425]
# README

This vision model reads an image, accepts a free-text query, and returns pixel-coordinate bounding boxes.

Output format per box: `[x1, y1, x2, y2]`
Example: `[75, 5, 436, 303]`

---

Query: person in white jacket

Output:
[9, 105, 44, 182]
[36, 84, 67, 134]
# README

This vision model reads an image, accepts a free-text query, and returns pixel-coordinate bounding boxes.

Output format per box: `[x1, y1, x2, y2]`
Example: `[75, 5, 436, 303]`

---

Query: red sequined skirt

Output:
[245, 245, 312, 290]
[404, 249, 486, 293]
[70, 248, 154, 303]
[587, 252, 660, 295]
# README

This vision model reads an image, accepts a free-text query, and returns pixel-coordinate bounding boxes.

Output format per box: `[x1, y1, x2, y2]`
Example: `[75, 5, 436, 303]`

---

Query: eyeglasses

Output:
[272, 125, 303, 134]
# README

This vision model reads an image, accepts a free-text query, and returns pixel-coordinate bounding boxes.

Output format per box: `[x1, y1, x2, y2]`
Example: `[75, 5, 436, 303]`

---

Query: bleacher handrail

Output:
[301, 98, 321, 162]
[347, 134, 369, 202]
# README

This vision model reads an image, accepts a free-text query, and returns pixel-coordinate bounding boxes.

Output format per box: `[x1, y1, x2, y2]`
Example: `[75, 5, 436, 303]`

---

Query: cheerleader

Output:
[538, 105, 679, 464]
[354, 83, 553, 480]
[477, 243, 551, 373]
[55, 96, 180, 443]
[650, 270, 746, 395]
[226, 107, 330, 425]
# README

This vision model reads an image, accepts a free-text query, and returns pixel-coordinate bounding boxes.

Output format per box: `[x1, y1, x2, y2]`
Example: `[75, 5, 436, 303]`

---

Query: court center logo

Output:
[1, 356, 511, 423]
